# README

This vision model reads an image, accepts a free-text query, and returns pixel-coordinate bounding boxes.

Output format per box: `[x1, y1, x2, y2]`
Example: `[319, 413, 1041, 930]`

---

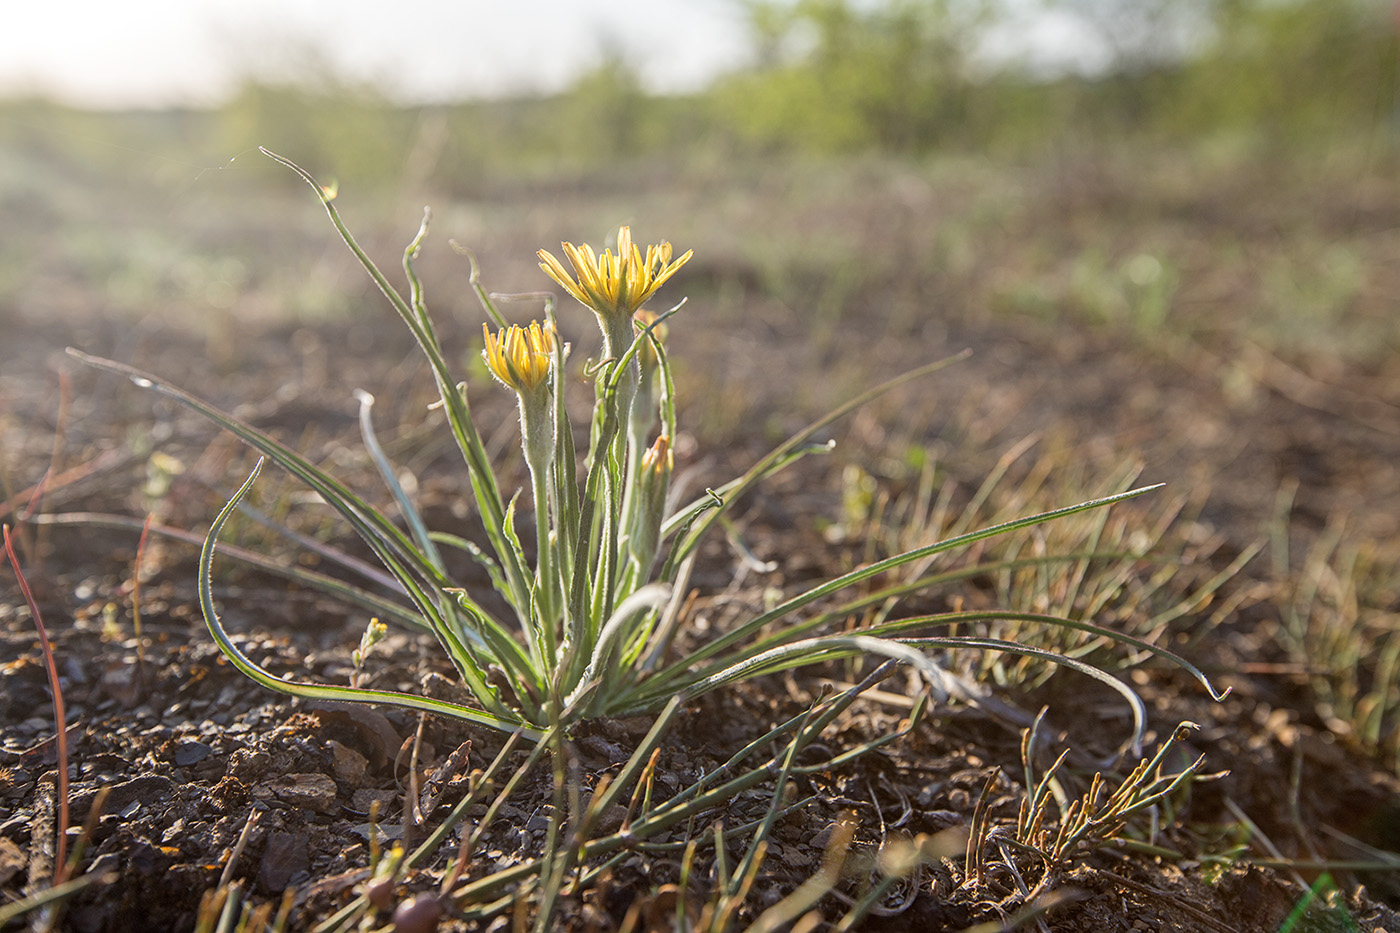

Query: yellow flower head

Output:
[538, 226, 693, 322]
[482, 321, 554, 394]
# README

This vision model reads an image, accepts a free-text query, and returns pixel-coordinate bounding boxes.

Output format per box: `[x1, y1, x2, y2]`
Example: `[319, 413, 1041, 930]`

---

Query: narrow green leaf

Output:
[642, 484, 1166, 697]
[257, 148, 532, 628]
[199, 459, 541, 738]
[67, 349, 497, 686]
[355, 389, 444, 571]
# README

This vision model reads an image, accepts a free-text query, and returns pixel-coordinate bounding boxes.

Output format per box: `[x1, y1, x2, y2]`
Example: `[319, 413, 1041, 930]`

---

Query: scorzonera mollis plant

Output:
[70, 149, 1226, 745]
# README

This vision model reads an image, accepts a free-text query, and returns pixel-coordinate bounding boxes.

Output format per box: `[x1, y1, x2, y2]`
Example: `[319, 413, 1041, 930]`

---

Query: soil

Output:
[4, 147, 1400, 932]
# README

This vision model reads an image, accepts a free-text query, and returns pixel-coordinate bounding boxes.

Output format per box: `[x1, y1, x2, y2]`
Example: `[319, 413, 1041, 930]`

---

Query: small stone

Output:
[351, 788, 398, 815]
[253, 774, 338, 814]
[809, 822, 837, 849]
[99, 661, 142, 708]
[71, 775, 175, 821]
[391, 894, 443, 933]
[18, 718, 51, 737]
[173, 741, 213, 767]
[524, 810, 553, 835]
[161, 818, 186, 844]
[328, 741, 368, 786]
[784, 846, 813, 868]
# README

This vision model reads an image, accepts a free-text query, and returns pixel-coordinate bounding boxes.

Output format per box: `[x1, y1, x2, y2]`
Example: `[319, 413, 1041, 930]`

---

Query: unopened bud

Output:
[629, 435, 673, 574]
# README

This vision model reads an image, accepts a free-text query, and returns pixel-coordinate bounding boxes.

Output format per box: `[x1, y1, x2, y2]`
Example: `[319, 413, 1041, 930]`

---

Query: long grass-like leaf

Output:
[546, 303, 579, 601]
[355, 389, 444, 571]
[646, 310, 678, 444]
[257, 148, 533, 620]
[34, 511, 425, 630]
[564, 360, 624, 650]
[863, 610, 1228, 701]
[655, 632, 1150, 755]
[564, 583, 671, 711]
[402, 208, 440, 340]
[720, 603, 1228, 706]
[199, 460, 543, 738]
[458, 244, 510, 330]
[65, 349, 537, 694]
[800, 551, 1159, 627]
[636, 484, 1165, 701]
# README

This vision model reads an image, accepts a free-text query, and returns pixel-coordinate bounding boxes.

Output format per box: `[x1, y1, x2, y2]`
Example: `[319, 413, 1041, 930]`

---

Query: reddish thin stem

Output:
[2, 524, 70, 880]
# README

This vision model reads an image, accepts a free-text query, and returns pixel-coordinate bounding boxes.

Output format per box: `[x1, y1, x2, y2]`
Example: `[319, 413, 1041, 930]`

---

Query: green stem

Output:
[518, 390, 558, 663]
[599, 312, 637, 391]
[599, 311, 639, 453]
[618, 365, 656, 574]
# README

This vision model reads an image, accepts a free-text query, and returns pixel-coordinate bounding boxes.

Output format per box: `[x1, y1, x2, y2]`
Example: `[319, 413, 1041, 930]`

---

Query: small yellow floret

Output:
[482, 321, 554, 393]
[538, 226, 692, 321]
[641, 434, 672, 475]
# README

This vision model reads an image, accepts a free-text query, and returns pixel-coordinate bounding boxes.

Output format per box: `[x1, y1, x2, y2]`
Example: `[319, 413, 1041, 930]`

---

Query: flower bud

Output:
[629, 435, 673, 574]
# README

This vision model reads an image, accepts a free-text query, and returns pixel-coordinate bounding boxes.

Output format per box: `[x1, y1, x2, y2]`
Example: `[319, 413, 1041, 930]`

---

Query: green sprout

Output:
[68, 149, 1227, 742]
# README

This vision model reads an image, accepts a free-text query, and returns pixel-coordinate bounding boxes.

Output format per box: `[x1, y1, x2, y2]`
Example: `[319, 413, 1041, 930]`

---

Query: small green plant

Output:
[1270, 486, 1400, 772]
[847, 445, 1262, 693]
[70, 149, 1225, 741]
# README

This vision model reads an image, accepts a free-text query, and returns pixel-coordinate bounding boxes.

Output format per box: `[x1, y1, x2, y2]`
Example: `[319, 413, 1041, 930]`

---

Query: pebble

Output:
[173, 741, 214, 767]
[328, 740, 368, 785]
[351, 788, 398, 814]
[252, 773, 338, 813]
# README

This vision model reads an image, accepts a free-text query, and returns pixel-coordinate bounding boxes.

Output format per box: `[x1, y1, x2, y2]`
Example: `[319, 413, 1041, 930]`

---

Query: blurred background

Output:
[3, 0, 1393, 316]
[1, 0, 1393, 332]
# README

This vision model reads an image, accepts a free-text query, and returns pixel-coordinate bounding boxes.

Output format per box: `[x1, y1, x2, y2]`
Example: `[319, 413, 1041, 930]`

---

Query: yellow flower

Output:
[538, 226, 693, 322]
[482, 321, 554, 393]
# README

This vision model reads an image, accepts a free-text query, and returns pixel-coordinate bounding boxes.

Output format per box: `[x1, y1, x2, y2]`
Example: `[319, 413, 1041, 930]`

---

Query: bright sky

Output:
[0, 0, 754, 108]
